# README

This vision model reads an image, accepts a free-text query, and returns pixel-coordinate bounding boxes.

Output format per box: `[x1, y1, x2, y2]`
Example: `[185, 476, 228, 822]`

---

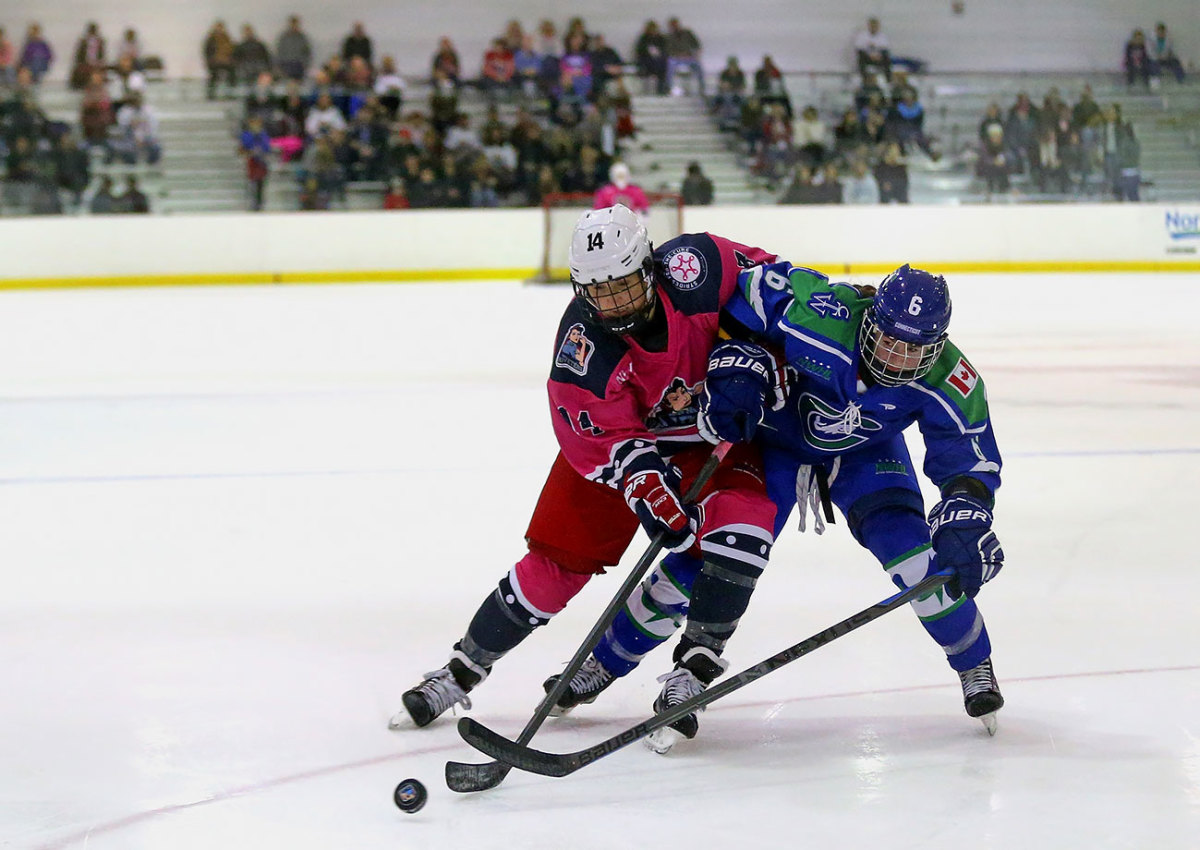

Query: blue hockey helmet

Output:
[858, 264, 951, 386]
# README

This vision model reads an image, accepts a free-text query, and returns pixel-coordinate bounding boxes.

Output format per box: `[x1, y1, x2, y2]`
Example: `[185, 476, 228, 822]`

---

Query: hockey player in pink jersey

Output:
[392, 204, 779, 730]
[592, 162, 649, 216]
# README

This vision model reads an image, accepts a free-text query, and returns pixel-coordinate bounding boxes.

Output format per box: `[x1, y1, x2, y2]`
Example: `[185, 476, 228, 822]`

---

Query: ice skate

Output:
[542, 654, 616, 717]
[644, 646, 726, 754]
[389, 652, 487, 729]
[959, 657, 1004, 735]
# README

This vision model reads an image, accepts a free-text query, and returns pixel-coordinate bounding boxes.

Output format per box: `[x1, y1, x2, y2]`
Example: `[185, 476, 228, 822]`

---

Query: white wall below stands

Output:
[2, 205, 1198, 288]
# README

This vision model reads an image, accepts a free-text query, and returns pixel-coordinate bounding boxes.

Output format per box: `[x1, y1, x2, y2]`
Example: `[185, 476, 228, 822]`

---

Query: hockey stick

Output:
[444, 439, 733, 793]
[458, 569, 953, 778]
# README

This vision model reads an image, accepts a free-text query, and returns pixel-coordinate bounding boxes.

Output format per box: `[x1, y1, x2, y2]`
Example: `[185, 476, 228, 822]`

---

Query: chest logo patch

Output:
[647, 377, 704, 431]
[799, 394, 883, 452]
[664, 247, 707, 290]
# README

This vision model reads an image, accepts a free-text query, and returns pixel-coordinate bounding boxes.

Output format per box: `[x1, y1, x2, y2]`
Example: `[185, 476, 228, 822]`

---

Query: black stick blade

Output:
[457, 717, 579, 778]
[444, 759, 513, 793]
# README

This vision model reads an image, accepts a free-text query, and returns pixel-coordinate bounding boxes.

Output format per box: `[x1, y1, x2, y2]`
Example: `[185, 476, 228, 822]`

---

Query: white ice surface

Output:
[1, 274, 1197, 850]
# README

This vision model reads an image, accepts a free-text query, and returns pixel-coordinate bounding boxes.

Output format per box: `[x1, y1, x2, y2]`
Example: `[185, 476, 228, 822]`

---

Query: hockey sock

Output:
[858, 506, 991, 672]
[676, 525, 773, 659]
[593, 554, 702, 676]
[458, 569, 554, 674]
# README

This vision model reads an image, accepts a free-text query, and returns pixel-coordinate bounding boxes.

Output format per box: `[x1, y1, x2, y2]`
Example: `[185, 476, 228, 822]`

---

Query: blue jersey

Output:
[726, 262, 1002, 495]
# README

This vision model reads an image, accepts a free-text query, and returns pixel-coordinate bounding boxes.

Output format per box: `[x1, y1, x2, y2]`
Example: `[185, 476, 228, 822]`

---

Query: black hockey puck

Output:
[393, 778, 428, 813]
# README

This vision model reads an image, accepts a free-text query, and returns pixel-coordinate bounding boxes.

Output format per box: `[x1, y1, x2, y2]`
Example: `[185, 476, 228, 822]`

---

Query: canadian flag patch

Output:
[946, 357, 979, 397]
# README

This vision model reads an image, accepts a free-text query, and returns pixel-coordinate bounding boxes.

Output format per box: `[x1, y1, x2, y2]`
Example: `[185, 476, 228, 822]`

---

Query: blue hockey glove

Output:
[697, 341, 784, 444]
[928, 495, 1004, 599]
[623, 457, 701, 553]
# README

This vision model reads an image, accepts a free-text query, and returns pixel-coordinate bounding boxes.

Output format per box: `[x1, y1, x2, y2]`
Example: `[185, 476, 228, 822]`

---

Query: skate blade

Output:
[387, 711, 411, 730]
[645, 727, 684, 755]
[979, 711, 998, 736]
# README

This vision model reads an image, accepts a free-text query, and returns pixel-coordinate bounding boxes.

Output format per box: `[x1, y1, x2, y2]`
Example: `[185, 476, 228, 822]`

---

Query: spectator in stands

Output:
[235, 25, 272, 87]
[718, 56, 746, 95]
[1071, 87, 1102, 192]
[79, 70, 115, 153]
[711, 78, 744, 133]
[753, 55, 791, 119]
[530, 162, 562, 204]
[444, 112, 482, 157]
[53, 133, 90, 206]
[814, 161, 843, 204]
[792, 104, 829, 168]
[777, 164, 821, 204]
[589, 34, 624, 98]
[116, 28, 141, 70]
[1149, 22, 1186, 85]
[431, 36, 461, 88]
[559, 31, 594, 105]
[276, 16, 312, 82]
[758, 102, 792, 185]
[481, 123, 518, 190]
[342, 22, 373, 71]
[1106, 105, 1141, 201]
[874, 141, 909, 203]
[112, 93, 162, 165]
[408, 164, 449, 208]
[834, 106, 872, 162]
[1124, 29, 1152, 90]
[203, 20, 235, 100]
[536, 19, 558, 57]
[681, 160, 714, 205]
[468, 159, 501, 208]
[513, 34, 544, 101]
[888, 70, 918, 106]
[109, 54, 147, 112]
[383, 177, 410, 209]
[664, 17, 704, 96]
[853, 17, 892, 84]
[428, 69, 459, 134]
[30, 175, 62, 215]
[634, 20, 667, 95]
[1032, 124, 1069, 194]
[70, 22, 106, 90]
[239, 114, 272, 211]
[373, 55, 405, 118]
[117, 174, 150, 213]
[886, 87, 938, 159]
[482, 37, 516, 102]
[19, 23, 54, 84]
[976, 123, 1010, 199]
[0, 27, 15, 86]
[1004, 92, 1038, 174]
[978, 102, 1005, 143]
[842, 157, 880, 205]
[440, 153, 471, 207]
[89, 174, 118, 213]
[3, 134, 37, 209]
[501, 19, 524, 53]
[244, 70, 278, 125]
[594, 161, 648, 214]
[305, 92, 346, 138]
[299, 175, 330, 210]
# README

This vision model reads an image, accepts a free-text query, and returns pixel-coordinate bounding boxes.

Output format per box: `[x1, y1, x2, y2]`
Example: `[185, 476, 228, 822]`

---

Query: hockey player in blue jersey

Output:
[544, 262, 1006, 751]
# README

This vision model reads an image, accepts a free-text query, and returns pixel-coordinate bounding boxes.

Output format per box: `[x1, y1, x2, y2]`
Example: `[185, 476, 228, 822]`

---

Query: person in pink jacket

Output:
[593, 162, 649, 216]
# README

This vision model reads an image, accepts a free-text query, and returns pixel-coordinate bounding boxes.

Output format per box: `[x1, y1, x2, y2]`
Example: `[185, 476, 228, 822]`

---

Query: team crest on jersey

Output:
[799, 393, 883, 452]
[646, 377, 704, 431]
[555, 323, 594, 376]
[946, 357, 979, 397]
[806, 292, 852, 321]
[663, 247, 707, 290]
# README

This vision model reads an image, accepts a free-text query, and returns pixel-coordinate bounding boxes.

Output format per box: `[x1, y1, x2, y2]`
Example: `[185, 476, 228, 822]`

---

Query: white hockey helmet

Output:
[568, 203, 656, 334]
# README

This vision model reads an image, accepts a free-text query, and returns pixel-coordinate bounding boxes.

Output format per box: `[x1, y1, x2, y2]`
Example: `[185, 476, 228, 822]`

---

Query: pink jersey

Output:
[547, 232, 777, 489]
[593, 183, 650, 215]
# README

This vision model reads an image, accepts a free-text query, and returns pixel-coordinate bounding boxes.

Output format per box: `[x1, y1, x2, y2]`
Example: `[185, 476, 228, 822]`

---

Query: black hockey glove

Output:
[697, 341, 785, 444]
[928, 495, 1004, 599]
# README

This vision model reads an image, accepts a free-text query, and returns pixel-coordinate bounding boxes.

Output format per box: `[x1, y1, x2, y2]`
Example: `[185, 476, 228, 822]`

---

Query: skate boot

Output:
[645, 646, 727, 755]
[959, 657, 1004, 735]
[542, 654, 616, 717]
[389, 650, 488, 729]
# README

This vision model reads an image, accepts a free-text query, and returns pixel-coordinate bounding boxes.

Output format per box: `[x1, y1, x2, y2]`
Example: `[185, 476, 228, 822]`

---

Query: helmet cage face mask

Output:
[858, 264, 950, 387]
[858, 314, 946, 386]
[571, 256, 657, 335]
